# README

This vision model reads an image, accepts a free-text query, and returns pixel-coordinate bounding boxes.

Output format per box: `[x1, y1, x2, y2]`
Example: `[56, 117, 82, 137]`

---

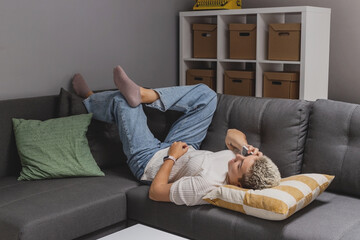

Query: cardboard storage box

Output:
[268, 23, 301, 61]
[229, 24, 256, 60]
[187, 69, 216, 90]
[263, 72, 299, 99]
[224, 70, 255, 96]
[193, 24, 217, 58]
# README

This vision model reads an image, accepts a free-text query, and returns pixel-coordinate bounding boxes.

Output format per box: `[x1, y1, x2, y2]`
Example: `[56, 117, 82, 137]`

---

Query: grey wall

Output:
[0, 0, 194, 100]
[242, 0, 360, 103]
[1, 1, 359, 104]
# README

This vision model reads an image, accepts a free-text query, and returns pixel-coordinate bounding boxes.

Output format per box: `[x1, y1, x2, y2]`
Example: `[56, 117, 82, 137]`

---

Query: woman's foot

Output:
[113, 66, 141, 107]
[72, 74, 93, 98]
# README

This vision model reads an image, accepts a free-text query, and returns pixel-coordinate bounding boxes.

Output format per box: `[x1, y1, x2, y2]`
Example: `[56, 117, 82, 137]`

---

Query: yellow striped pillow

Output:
[203, 173, 334, 220]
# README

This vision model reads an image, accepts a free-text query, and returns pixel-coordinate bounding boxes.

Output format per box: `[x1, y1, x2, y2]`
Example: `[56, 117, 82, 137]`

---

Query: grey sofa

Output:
[1, 90, 360, 240]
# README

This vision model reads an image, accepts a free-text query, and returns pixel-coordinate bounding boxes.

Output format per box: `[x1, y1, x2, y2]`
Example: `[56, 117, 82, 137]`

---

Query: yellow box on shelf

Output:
[193, 0, 242, 10]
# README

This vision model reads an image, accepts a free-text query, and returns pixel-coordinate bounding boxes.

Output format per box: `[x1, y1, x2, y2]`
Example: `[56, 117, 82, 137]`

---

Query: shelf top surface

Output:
[180, 6, 331, 16]
[183, 58, 300, 64]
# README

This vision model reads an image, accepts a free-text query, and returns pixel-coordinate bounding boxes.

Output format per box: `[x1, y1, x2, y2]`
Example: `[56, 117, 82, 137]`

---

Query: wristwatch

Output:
[163, 155, 177, 163]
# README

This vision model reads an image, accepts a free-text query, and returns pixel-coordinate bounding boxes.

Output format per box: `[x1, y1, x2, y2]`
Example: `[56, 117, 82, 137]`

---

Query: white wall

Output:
[0, 0, 194, 100]
[242, 0, 360, 103]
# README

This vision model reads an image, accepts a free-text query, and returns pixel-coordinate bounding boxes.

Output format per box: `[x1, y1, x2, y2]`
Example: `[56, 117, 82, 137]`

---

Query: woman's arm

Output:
[148, 160, 174, 202]
[225, 129, 262, 156]
[149, 141, 189, 202]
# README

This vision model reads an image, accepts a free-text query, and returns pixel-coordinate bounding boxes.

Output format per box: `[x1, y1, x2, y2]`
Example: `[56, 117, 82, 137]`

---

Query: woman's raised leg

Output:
[146, 84, 217, 149]
[73, 73, 162, 180]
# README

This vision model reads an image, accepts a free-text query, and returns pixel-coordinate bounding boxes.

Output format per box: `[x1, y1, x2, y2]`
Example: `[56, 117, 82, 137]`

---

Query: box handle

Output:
[278, 32, 290, 36]
[201, 33, 212, 37]
[195, 77, 203, 81]
[232, 79, 243, 83]
[272, 81, 282, 85]
[239, 33, 250, 37]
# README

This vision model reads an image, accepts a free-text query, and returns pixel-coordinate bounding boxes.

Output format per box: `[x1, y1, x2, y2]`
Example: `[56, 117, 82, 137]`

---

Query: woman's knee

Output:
[196, 83, 213, 93]
[209, 93, 217, 112]
[195, 84, 217, 100]
[196, 84, 217, 108]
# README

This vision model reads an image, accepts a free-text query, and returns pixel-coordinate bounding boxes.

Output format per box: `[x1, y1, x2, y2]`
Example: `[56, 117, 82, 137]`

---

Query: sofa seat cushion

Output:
[0, 167, 139, 240]
[127, 186, 360, 240]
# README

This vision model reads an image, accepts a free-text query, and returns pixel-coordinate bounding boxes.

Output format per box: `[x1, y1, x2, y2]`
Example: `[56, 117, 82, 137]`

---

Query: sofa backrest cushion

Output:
[0, 96, 57, 177]
[201, 94, 311, 177]
[302, 99, 360, 197]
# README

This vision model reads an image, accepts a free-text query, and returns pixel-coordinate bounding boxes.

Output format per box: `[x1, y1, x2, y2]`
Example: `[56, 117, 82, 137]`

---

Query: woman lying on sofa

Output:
[72, 66, 281, 206]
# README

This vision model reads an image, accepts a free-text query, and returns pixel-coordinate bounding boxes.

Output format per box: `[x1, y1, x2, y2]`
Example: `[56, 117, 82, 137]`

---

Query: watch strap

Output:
[163, 155, 177, 163]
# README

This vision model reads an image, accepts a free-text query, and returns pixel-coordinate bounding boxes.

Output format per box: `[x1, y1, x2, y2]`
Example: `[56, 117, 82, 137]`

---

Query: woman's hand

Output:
[168, 141, 189, 160]
[225, 129, 247, 152]
[246, 145, 263, 157]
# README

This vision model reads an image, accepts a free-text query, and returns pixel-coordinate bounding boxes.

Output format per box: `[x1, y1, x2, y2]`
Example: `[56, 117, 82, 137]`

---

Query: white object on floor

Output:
[98, 224, 188, 240]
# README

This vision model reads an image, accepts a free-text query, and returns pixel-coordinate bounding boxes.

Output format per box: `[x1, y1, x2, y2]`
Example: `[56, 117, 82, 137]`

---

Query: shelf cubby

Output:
[179, 6, 331, 100]
[218, 61, 256, 93]
[182, 16, 217, 59]
[218, 14, 257, 60]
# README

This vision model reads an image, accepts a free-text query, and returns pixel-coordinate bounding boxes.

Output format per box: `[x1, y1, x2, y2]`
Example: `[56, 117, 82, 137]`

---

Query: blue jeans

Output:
[83, 84, 217, 180]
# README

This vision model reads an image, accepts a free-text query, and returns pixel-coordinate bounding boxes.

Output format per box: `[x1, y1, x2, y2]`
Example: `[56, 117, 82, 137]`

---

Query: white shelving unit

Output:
[179, 6, 331, 101]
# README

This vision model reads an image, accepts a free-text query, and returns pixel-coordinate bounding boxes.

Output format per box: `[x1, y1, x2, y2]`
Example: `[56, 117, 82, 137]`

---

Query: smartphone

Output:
[241, 146, 252, 156]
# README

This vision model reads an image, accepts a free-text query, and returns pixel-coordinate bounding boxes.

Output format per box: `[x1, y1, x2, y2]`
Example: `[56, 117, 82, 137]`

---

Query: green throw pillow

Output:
[13, 114, 105, 180]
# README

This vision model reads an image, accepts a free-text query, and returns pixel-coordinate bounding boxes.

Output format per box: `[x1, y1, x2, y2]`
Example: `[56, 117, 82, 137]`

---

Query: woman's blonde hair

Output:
[239, 155, 281, 190]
